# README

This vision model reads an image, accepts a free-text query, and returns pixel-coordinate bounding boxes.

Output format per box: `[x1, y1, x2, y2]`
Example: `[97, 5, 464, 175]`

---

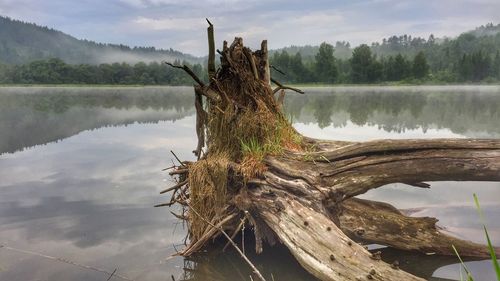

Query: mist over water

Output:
[0, 86, 499, 281]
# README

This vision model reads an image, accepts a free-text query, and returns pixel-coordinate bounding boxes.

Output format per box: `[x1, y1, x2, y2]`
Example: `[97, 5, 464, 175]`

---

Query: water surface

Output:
[0, 86, 499, 281]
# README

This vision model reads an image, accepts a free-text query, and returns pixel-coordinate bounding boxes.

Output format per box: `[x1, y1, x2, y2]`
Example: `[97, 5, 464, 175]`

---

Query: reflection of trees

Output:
[0, 87, 194, 113]
[0, 87, 195, 154]
[312, 95, 336, 128]
[284, 90, 500, 136]
[3, 87, 499, 155]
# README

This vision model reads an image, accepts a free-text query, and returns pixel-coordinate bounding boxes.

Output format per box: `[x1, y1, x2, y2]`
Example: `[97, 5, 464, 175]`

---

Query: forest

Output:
[0, 19, 499, 85]
[0, 59, 206, 85]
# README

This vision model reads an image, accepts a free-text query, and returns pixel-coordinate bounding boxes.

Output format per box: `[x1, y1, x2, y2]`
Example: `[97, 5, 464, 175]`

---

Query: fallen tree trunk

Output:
[159, 21, 500, 281]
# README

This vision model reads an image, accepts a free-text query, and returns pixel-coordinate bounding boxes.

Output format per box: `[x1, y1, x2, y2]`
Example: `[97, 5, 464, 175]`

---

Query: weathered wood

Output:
[271, 77, 305, 94]
[193, 90, 206, 159]
[162, 25, 500, 281]
[164, 62, 205, 87]
[260, 40, 270, 84]
[206, 18, 216, 80]
[250, 196, 425, 281]
[337, 198, 499, 257]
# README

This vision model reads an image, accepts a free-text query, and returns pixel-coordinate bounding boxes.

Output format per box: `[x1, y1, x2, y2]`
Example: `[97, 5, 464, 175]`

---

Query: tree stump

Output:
[160, 22, 500, 281]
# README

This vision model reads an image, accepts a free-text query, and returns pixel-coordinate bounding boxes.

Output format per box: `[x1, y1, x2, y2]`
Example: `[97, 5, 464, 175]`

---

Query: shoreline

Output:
[1, 83, 499, 88]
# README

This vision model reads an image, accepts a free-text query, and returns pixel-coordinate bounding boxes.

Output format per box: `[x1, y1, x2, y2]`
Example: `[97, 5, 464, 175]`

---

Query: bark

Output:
[161, 24, 500, 281]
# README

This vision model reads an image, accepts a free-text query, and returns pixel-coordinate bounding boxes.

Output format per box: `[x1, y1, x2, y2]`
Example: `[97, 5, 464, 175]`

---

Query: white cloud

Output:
[133, 16, 206, 31]
[1, 0, 499, 56]
[295, 11, 343, 27]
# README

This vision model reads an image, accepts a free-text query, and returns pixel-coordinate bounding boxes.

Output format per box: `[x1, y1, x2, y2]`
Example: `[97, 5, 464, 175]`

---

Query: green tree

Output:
[350, 44, 376, 83]
[367, 59, 383, 82]
[412, 51, 429, 79]
[494, 51, 500, 79]
[314, 42, 338, 83]
[393, 54, 411, 80]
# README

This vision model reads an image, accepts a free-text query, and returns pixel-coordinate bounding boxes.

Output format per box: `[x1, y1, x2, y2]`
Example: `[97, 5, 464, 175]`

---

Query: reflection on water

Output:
[0, 86, 499, 281]
[0, 86, 195, 154]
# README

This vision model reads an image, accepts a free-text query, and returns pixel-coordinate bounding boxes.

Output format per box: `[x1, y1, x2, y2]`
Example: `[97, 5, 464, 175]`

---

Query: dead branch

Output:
[160, 180, 188, 194]
[0, 244, 134, 281]
[270, 65, 286, 76]
[271, 77, 305, 94]
[243, 48, 259, 80]
[185, 203, 267, 281]
[206, 18, 216, 80]
[163, 62, 205, 87]
[260, 40, 270, 84]
[223, 217, 247, 252]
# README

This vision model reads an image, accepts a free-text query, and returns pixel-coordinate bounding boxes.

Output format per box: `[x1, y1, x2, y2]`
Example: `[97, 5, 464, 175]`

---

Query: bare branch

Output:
[206, 18, 216, 80]
[223, 217, 247, 252]
[261, 40, 270, 84]
[160, 180, 188, 194]
[0, 244, 134, 281]
[403, 182, 431, 188]
[271, 78, 305, 94]
[170, 150, 189, 168]
[243, 48, 259, 80]
[183, 196, 267, 281]
[270, 64, 286, 76]
[163, 61, 205, 87]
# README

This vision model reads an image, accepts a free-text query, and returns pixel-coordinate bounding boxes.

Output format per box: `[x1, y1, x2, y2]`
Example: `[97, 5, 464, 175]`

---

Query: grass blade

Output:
[452, 244, 474, 280]
[473, 194, 500, 280]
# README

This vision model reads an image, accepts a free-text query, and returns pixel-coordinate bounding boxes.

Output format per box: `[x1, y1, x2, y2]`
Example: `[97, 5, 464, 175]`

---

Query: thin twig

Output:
[160, 180, 188, 194]
[170, 211, 188, 220]
[223, 217, 246, 252]
[180, 196, 267, 281]
[169, 168, 188, 176]
[163, 62, 205, 87]
[170, 150, 186, 167]
[271, 77, 305, 94]
[162, 165, 176, 171]
[270, 65, 286, 76]
[0, 244, 133, 281]
[106, 268, 118, 281]
[206, 18, 216, 80]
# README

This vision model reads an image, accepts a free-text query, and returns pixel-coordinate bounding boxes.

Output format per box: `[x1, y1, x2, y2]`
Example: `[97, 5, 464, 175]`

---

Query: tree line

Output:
[0, 58, 206, 85]
[271, 23, 500, 84]
[1, 23, 500, 85]
[270, 43, 500, 84]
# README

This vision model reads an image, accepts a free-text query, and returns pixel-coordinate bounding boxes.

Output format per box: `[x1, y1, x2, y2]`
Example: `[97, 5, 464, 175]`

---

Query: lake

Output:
[0, 85, 499, 281]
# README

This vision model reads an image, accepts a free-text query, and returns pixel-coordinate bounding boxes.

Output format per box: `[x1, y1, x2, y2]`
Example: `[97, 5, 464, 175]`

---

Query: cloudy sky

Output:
[1, 0, 499, 56]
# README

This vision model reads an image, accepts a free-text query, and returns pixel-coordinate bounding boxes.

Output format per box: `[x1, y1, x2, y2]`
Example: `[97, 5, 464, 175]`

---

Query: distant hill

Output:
[0, 16, 202, 65]
[467, 23, 500, 37]
[270, 23, 500, 61]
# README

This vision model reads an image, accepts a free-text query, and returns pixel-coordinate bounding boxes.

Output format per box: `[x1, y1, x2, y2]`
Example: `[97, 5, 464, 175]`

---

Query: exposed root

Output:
[160, 21, 500, 281]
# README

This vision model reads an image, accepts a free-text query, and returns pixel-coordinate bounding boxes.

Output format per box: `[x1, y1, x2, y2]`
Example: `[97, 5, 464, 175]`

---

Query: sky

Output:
[1, 0, 500, 56]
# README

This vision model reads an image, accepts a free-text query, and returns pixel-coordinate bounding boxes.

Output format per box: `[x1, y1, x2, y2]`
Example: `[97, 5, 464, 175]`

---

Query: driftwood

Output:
[160, 21, 500, 281]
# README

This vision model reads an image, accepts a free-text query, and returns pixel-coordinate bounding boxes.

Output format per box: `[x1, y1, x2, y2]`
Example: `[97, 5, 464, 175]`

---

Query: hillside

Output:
[0, 16, 201, 65]
[271, 23, 500, 62]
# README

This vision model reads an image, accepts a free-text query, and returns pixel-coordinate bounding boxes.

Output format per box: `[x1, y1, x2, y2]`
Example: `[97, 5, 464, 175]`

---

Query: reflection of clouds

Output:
[1, 87, 500, 281]
[0, 117, 197, 203]
[0, 197, 182, 247]
[0, 117, 192, 280]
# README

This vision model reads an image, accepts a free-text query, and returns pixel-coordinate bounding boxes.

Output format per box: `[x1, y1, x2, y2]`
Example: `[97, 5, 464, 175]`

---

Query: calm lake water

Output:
[0, 86, 499, 281]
